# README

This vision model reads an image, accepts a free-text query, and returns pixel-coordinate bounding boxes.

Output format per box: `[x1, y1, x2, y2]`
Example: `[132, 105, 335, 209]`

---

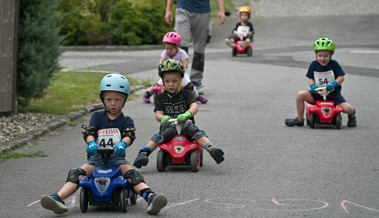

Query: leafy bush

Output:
[17, 0, 63, 109]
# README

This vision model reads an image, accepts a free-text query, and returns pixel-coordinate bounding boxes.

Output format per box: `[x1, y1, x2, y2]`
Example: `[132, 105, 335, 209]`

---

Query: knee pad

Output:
[192, 52, 205, 71]
[66, 168, 86, 184]
[160, 126, 178, 143]
[182, 124, 200, 140]
[124, 169, 145, 187]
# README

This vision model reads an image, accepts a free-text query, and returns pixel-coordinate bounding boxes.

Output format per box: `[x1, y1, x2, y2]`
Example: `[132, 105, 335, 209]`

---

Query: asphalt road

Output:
[1, 1, 379, 217]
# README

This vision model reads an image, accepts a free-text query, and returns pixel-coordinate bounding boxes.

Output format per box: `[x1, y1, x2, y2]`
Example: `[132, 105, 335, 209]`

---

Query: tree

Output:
[17, 0, 63, 109]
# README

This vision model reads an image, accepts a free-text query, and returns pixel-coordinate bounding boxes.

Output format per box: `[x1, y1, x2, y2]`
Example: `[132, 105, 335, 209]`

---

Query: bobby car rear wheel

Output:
[309, 114, 316, 129]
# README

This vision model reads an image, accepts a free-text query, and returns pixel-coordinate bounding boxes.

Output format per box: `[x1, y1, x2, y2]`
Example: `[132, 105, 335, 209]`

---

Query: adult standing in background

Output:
[165, 0, 225, 95]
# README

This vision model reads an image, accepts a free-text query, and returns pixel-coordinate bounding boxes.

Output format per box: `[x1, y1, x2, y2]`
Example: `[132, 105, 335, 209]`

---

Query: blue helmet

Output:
[99, 74, 130, 104]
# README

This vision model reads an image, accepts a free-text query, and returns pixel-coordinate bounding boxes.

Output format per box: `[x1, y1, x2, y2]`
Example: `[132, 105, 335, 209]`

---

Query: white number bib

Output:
[96, 128, 121, 148]
[314, 70, 335, 87]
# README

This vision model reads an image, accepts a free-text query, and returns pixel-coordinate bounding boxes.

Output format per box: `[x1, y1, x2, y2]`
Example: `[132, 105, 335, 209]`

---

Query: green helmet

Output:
[313, 38, 335, 53]
[158, 59, 184, 78]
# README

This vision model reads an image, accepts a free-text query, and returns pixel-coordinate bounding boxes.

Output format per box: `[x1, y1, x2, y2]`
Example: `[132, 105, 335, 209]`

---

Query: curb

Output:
[0, 85, 146, 154]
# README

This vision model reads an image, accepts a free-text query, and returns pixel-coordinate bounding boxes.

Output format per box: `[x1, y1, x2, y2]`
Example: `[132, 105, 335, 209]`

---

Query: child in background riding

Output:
[142, 32, 208, 104]
[135, 59, 224, 169]
[41, 74, 167, 215]
[285, 38, 357, 127]
[225, 6, 254, 48]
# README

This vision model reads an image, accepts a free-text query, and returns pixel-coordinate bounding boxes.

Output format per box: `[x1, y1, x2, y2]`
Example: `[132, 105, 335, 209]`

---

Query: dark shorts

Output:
[87, 154, 129, 168]
[311, 91, 346, 105]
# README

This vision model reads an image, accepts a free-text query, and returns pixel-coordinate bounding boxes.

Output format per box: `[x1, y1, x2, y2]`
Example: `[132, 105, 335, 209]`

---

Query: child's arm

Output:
[159, 57, 165, 64]
[307, 78, 316, 87]
[181, 59, 188, 69]
[335, 75, 344, 85]
[155, 110, 165, 123]
[187, 102, 198, 116]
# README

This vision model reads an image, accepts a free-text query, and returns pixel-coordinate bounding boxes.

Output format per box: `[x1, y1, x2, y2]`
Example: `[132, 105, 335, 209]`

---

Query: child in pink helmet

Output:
[143, 32, 207, 104]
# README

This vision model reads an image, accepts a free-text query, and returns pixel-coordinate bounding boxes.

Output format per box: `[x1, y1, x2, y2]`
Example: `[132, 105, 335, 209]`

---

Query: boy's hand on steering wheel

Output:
[161, 115, 170, 124]
[113, 141, 127, 156]
[309, 84, 317, 94]
[86, 141, 99, 156]
[326, 81, 338, 91]
[177, 111, 192, 124]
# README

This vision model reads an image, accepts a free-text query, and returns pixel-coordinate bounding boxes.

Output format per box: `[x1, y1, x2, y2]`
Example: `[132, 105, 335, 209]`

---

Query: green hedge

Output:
[59, 0, 171, 45]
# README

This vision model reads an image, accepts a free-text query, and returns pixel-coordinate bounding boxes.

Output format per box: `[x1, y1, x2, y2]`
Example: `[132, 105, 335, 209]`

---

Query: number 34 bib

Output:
[314, 70, 335, 87]
[96, 128, 121, 148]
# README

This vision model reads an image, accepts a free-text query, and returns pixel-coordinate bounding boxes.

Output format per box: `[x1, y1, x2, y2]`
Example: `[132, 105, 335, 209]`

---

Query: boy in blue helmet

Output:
[285, 38, 357, 127]
[133, 60, 225, 169]
[40, 74, 167, 215]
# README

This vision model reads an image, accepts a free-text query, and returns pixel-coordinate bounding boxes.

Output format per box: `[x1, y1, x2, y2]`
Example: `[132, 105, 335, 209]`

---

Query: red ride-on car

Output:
[306, 87, 343, 129]
[156, 119, 203, 172]
[232, 40, 253, 57]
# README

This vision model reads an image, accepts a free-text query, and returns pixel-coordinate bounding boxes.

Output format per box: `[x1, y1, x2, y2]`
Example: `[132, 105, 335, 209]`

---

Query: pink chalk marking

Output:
[27, 200, 40, 207]
[70, 196, 77, 207]
[341, 200, 379, 214]
[258, 198, 328, 212]
[204, 198, 253, 209]
[165, 198, 201, 209]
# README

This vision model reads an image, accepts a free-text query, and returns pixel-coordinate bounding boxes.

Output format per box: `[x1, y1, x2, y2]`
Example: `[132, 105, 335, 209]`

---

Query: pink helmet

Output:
[162, 32, 181, 46]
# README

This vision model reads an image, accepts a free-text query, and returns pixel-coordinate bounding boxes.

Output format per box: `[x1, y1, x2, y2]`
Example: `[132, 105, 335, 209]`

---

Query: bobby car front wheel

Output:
[157, 150, 167, 172]
[119, 188, 128, 213]
[80, 188, 88, 213]
[190, 150, 200, 172]
[335, 114, 342, 129]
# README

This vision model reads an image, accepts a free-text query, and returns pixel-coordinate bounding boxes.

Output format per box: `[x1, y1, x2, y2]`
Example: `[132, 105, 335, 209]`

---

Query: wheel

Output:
[156, 150, 167, 172]
[306, 113, 310, 126]
[130, 191, 137, 205]
[335, 114, 342, 129]
[200, 150, 203, 167]
[309, 114, 315, 129]
[232, 48, 237, 56]
[119, 188, 128, 213]
[190, 150, 200, 172]
[80, 188, 88, 213]
[247, 47, 252, 56]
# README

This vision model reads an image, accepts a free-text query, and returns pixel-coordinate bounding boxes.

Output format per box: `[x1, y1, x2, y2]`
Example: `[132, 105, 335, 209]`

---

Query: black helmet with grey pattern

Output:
[158, 59, 185, 78]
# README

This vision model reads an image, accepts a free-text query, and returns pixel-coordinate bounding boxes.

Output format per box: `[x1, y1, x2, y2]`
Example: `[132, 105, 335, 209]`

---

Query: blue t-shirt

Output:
[177, 0, 210, 13]
[89, 111, 135, 148]
[306, 59, 345, 92]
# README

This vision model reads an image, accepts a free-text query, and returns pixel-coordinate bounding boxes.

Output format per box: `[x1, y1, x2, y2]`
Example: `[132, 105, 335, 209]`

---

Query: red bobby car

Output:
[232, 40, 253, 57]
[306, 87, 343, 129]
[156, 119, 203, 172]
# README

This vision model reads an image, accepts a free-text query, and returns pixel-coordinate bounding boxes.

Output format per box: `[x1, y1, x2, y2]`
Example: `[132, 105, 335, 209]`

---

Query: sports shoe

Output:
[224, 38, 235, 48]
[194, 85, 204, 95]
[142, 91, 151, 103]
[241, 39, 250, 48]
[196, 95, 208, 104]
[40, 194, 68, 214]
[147, 193, 167, 215]
[347, 109, 357, 127]
[133, 148, 151, 168]
[209, 147, 224, 164]
[285, 117, 304, 127]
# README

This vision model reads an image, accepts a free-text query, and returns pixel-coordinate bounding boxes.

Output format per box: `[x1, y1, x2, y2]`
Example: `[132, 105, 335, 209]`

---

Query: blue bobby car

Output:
[79, 148, 137, 213]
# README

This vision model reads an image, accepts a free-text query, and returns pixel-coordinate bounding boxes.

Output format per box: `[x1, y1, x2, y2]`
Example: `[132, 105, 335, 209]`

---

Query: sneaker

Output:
[241, 39, 250, 48]
[194, 85, 204, 95]
[147, 193, 167, 215]
[209, 147, 224, 164]
[285, 117, 304, 127]
[347, 109, 357, 127]
[224, 38, 235, 48]
[142, 91, 151, 103]
[196, 95, 208, 104]
[40, 194, 68, 214]
[133, 148, 151, 168]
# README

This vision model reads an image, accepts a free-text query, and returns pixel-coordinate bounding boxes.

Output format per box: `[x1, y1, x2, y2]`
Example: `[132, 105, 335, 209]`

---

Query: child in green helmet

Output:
[133, 59, 225, 169]
[40, 74, 167, 215]
[285, 38, 357, 127]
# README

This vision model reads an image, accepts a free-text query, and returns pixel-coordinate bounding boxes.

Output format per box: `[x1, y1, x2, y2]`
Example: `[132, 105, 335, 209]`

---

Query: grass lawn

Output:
[23, 71, 142, 115]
